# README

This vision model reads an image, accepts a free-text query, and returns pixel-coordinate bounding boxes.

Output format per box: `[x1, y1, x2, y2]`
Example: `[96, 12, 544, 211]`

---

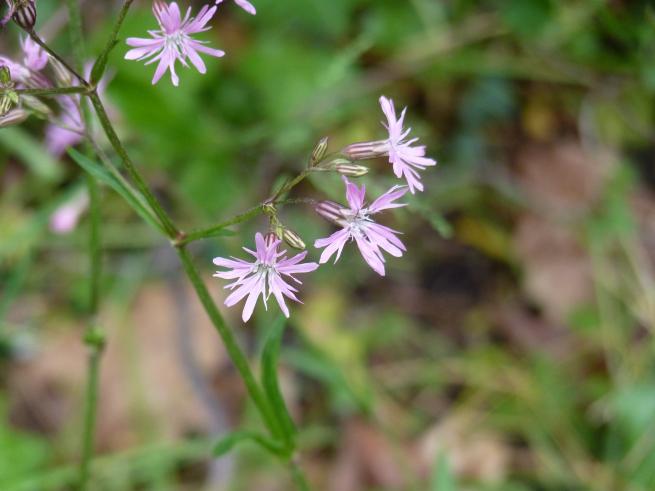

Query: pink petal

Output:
[234, 0, 257, 15]
[368, 185, 408, 214]
[354, 236, 386, 276]
[315, 228, 350, 264]
[242, 275, 265, 322]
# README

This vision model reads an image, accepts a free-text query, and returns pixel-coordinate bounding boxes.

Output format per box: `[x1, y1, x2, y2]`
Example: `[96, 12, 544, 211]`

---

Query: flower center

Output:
[165, 31, 186, 50]
[345, 210, 372, 238]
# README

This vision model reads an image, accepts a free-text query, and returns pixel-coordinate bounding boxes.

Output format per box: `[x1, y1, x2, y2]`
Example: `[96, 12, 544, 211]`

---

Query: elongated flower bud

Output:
[5, 0, 36, 29]
[315, 200, 344, 224]
[283, 228, 306, 250]
[342, 140, 389, 161]
[315, 157, 351, 172]
[50, 58, 73, 86]
[22, 94, 51, 117]
[310, 136, 329, 166]
[0, 108, 28, 127]
[335, 163, 368, 177]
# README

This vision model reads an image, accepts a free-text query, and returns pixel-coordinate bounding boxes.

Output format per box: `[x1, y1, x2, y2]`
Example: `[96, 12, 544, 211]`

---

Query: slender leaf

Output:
[67, 149, 164, 233]
[90, 40, 118, 86]
[261, 316, 297, 446]
[213, 430, 285, 457]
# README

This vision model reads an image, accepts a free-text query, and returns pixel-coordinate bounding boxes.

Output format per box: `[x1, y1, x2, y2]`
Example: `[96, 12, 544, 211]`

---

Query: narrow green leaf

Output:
[261, 316, 297, 445]
[67, 149, 164, 233]
[431, 453, 457, 491]
[90, 40, 118, 86]
[213, 430, 285, 457]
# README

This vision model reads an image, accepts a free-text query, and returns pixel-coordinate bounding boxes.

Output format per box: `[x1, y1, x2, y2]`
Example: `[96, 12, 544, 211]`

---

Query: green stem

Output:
[105, 0, 135, 52]
[87, 176, 102, 314]
[177, 198, 316, 246]
[88, 91, 179, 239]
[78, 337, 104, 490]
[270, 170, 312, 202]
[24, 29, 88, 86]
[290, 460, 311, 491]
[177, 205, 265, 246]
[0, 87, 89, 97]
[175, 246, 285, 439]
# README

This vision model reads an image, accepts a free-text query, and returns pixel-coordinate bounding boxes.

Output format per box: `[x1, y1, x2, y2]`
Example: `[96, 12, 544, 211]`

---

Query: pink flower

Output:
[21, 36, 48, 72]
[213, 233, 319, 322]
[49, 190, 89, 234]
[45, 95, 84, 157]
[125, 1, 225, 86]
[45, 63, 111, 157]
[0, 35, 48, 86]
[215, 0, 256, 15]
[379, 96, 436, 193]
[314, 177, 408, 276]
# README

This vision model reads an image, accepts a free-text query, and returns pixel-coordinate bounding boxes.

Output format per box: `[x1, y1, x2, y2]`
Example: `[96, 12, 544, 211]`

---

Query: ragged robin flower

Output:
[125, 1, 225, 86]
[213, 232, 318, 322]
[344, 96, 437, 193]
[314, 177, 408, 276]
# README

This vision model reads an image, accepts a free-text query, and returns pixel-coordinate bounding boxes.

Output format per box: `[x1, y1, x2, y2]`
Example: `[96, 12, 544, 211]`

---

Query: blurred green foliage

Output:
[2, 0, 655, 490]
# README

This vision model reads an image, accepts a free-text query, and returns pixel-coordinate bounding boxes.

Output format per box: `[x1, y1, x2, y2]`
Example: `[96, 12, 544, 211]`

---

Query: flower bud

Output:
[282, 228, 306, 250]
[22, 95, 51, 117]
[262, 201, 276, 216]
[50, 58, 73, 86]
[0, 90, 18, 116]
[315, 157, 351, 172]
[343, 141, 388, 161]
[0, 107, 28, 127]
[264, 232, 279, 247]
[315, 200, 344, 224]
[335, 163, 369, 177]
[7, 0, 36, 29]
[310, 136, 329, 166]
[0, 65, 10, 85]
